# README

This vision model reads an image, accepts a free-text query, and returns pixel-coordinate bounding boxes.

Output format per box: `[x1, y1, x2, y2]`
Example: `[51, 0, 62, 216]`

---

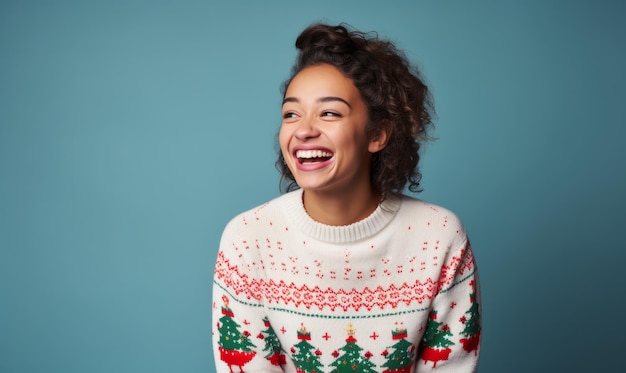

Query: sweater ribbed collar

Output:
[283, 189, 401, 244]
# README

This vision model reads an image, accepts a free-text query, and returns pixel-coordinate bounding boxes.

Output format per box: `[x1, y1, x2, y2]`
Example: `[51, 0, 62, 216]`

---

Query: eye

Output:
[321, 111, 341, 118]
[282, 111, 298, 119]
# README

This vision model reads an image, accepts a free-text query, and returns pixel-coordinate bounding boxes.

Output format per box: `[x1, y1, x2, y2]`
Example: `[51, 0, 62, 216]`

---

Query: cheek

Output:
[338, 129, 368, 152]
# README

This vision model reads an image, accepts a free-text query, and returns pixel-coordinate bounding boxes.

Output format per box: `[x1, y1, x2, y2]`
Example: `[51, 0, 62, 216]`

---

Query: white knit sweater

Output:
[212, 189, 481, 372]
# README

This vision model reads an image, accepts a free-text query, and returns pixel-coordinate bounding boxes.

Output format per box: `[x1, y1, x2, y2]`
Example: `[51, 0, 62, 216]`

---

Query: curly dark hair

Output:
[276, 23, 435, 197]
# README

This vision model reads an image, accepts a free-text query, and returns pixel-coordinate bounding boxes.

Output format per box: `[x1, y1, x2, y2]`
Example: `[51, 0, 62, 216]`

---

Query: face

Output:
[279, 64, 385, 195]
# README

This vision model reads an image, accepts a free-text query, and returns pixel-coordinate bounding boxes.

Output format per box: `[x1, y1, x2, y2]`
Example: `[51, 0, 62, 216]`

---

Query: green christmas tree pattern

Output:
[381, 323, 416, 373]
[420, 310, 454, 368]
[217, 295, 256, 372]
[329, 323, 377, 373]
[257, 316, 286, 365]
[459, 280, 481, 355]
[291, 323, 325, 373]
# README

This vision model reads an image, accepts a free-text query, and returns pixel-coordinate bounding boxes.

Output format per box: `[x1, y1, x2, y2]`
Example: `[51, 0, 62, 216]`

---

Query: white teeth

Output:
[296, 150, 333, 159]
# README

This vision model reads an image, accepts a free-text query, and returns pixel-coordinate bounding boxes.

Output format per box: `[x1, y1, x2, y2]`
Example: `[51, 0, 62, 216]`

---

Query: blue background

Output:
[1, 0, 624, 372]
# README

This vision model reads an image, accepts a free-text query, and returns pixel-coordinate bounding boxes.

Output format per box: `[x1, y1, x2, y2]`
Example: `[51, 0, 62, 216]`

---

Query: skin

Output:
[279, 64, 389, 226]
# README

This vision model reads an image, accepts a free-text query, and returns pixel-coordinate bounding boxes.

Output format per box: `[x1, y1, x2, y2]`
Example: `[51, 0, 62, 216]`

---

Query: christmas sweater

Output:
[212, 189, 481, 372]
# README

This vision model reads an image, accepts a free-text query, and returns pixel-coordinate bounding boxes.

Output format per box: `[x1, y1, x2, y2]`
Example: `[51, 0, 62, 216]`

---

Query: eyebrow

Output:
[282, 96, 352, 109]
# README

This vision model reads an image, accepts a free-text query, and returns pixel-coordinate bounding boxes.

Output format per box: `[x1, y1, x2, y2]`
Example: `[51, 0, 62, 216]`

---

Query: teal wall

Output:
[1, 1, 624, 372]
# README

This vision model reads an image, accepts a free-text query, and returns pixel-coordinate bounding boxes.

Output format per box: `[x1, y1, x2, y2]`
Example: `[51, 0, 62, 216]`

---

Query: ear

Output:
[368, 120, 392, 153]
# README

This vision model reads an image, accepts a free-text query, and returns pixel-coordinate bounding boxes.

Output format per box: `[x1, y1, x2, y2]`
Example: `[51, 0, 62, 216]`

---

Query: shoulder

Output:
[220, 190, 300, 240]
[397, 194, 467, 239]
[400, 195, 464, 222]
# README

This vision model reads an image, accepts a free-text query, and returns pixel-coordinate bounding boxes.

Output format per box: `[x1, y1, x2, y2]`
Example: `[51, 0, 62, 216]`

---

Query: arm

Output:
[416, 240, 482, 372]
[211, 222, 285, 373]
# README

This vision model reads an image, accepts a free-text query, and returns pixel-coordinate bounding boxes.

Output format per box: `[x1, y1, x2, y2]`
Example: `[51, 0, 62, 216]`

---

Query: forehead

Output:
[285, 64, 359, 99]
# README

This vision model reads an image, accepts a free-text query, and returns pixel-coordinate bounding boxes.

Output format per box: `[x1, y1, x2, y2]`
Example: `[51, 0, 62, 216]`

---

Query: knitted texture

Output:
[212, 189, 481, 372]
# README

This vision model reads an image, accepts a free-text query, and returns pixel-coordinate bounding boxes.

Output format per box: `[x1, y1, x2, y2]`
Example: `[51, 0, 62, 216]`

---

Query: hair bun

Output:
[295, 24, 360, 55]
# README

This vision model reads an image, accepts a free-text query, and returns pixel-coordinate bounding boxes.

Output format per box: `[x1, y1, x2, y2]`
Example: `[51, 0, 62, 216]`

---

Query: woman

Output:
[212, 23, 481, 372]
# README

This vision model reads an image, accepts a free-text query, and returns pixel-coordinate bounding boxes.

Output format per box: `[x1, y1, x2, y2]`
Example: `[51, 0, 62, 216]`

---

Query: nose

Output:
[293, 116, 320, 141]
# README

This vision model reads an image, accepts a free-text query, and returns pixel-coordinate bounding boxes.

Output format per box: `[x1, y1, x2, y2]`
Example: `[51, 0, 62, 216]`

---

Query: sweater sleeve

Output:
[211, 219, 285, 373]
[415, 238, 482, 372]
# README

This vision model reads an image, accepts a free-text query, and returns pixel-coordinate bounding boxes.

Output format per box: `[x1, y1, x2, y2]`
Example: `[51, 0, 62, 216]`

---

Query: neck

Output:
[302, 186, 381, 226]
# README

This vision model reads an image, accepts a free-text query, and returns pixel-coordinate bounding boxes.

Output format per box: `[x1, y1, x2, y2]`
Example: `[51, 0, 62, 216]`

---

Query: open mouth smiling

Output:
[295, 149, 334, 164]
